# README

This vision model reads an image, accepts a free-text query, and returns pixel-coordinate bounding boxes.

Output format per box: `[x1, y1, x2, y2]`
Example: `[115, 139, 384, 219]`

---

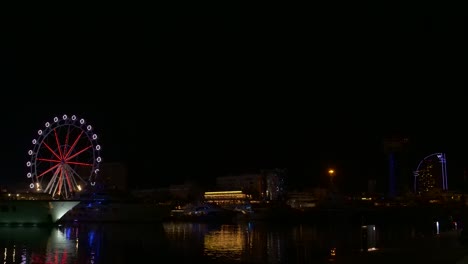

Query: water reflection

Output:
[0, 227, 50, 264]
[0, 223, 167, 264]
[0, 220, 461, 264]
[162, 221, 368, 263]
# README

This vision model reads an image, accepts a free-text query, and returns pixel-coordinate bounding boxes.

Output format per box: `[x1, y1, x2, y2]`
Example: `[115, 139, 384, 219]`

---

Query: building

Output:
[368, 179, 377, 195]
[204, 191, 252, 206]
[216, 173, 264, 198]
[383, 136, 411, 198]
[262, 169, 287, 201]
[215, 169, 287, 201]
[414, 153, 447, 195]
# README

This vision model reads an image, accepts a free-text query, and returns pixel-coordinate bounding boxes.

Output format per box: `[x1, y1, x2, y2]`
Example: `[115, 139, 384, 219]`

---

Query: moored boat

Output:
[58, 192, 172, 223]
[59, 199, 172, 223]
[167, 202, 238, 222]
[0, 199, 80, 225]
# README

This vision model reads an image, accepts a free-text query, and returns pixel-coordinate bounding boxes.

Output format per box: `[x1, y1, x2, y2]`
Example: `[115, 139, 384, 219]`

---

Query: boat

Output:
[58, 193, 172, 223]
[235, 201, 301, 222]
[167, 202, 238, 222]
[0, 199, 80, 225]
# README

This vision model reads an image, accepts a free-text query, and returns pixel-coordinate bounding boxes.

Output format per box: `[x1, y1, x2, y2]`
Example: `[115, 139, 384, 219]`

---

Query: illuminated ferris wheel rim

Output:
[26, 114, 102, 197]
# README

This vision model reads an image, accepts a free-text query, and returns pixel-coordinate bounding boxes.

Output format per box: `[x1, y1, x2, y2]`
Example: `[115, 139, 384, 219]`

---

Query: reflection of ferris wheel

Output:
[413, 152, 447, 193]
[26, 114, 102, 199]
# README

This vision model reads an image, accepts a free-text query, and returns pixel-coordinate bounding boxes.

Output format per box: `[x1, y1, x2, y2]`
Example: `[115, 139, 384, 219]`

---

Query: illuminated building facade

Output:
[204, 191, 252, 205]
[215, 169, 287, 201]
[414, 153, 447, 194]
[262, 169, 286, 201]
[418, 164, 436, 193]
[216, 173, 264, 199]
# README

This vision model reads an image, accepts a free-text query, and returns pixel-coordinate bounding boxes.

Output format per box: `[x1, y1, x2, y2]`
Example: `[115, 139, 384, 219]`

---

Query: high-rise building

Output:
[383, 136, 410, 198]
[414, 153, 447, 194]
[262, 168, 287, 201]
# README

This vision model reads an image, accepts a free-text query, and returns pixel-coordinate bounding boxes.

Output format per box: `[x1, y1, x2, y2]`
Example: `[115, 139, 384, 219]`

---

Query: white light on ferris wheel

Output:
[45, 122, 50, 127]
[28, 150, 33, 155]
[26, 161, 31, 167]
[63, 114, 68, 120]
[71, 115, 77, 120]
[38, 130, 42, 135]
[80, 119, 85, 124]
[54, 117, 58, 122]
[95, 169, 99, 174]
[27, 172, 32, 178]
[96, 157, 101, 163]
[32, 139, 37, 144]
[87, 125, 92, 131]
[29, 183, 34, 189]
[96, 145, 101, 150]
[92, 134, 98, 140]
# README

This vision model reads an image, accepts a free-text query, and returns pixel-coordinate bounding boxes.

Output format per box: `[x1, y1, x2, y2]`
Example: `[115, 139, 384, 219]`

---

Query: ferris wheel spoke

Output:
[44, 165, 61, 194]
[38, 162, 61, 178]
[64, 130, 84, 159]
[65, 163, 87, 184]
[54, 128, 64, 159]
[66, 161, 93, 166]
[65, 145, 92, 161]
[52, 174, 60, 197]
[43, 142, 62, 160]
[57, 169, 64, 195]
[63, 126, 71, 159]
[63, 168, 74, 192]
[37, 158, 61, 163]
[65, 165, 82, 191]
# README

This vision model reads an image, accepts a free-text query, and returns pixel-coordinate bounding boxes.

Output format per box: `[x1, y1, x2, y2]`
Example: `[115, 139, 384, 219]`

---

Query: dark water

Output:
[0, 220, 466, 264]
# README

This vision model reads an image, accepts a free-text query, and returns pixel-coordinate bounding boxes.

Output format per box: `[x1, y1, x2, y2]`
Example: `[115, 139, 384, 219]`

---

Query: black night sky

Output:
[1, 4, 467, 193]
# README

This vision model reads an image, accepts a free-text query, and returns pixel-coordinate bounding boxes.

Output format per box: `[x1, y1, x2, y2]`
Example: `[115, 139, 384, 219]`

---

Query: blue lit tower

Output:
[383, 137, 409, 198]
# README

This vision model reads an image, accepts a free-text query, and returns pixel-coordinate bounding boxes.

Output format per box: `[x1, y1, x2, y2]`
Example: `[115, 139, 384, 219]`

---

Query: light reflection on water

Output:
[0, 220, 461, 264]
[161, 221, 381, 263]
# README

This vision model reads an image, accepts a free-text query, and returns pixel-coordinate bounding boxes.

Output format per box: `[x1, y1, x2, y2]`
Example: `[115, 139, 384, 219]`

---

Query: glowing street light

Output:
[328, 169, 335, 191]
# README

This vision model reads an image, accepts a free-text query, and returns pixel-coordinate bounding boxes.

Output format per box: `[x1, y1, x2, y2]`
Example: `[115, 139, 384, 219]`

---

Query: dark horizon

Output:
[1, 8, 466, 193]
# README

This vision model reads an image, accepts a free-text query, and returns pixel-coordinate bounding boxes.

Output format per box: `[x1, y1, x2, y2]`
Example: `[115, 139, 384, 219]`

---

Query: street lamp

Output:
[328, 169, 335, 190]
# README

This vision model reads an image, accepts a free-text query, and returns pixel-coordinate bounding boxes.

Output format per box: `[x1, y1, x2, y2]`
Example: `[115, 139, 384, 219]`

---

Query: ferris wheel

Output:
[26, 114, 102, 199]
